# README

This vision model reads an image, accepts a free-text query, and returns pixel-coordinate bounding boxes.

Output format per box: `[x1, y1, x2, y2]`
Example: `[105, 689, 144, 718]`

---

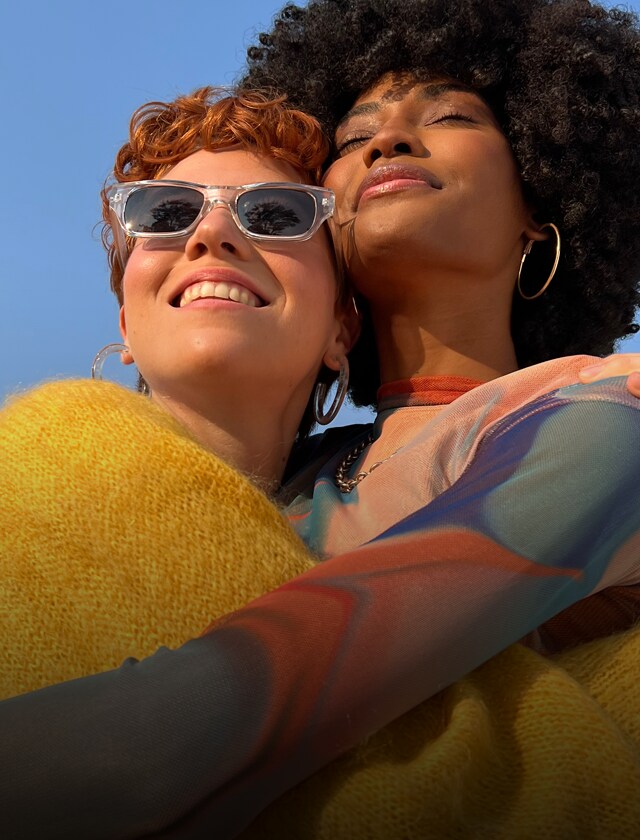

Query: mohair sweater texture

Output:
[245, 629, 640, 839]
[1, 379, 639, 838]
[0, 379, 313, 696]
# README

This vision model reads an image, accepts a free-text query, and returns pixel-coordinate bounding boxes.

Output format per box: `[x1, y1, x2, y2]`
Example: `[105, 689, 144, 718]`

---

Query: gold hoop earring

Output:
[313, 358, 349, 426]
[517, 222, 561, 301]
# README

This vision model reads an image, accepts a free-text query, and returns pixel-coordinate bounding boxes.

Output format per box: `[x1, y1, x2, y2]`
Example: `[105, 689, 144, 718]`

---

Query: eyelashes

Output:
[334, 111, 476, 157]
[334, 136, 370, 156]
[431, 111, 476, 126]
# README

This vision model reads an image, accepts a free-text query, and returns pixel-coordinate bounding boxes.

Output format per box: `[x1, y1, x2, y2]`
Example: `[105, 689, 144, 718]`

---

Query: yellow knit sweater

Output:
[1, 379, 638, 838]
[0, 379, 313, 696]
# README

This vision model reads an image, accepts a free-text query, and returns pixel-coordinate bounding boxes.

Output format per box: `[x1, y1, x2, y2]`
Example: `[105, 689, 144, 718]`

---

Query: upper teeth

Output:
[178, 280, 261, 308]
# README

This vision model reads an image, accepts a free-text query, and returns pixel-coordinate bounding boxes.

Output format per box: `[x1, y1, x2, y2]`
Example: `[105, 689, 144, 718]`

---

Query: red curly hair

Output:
[101, 86, 331, 303]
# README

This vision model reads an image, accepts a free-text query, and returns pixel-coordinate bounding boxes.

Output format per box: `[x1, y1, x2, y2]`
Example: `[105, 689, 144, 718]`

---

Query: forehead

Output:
[337, 75, 498, 129]
[163, 148, 307, 186]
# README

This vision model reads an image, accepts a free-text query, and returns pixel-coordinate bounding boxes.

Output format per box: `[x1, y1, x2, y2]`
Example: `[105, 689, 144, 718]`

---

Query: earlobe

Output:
[118, 307, 135, 366]
[323, 351, 344, 373]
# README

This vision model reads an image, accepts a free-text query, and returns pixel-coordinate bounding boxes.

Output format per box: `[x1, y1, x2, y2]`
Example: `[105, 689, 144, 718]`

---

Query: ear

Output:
[323, 298, 362, 372]
[523, 209, 552, 244]
[118, 306, 135, 366]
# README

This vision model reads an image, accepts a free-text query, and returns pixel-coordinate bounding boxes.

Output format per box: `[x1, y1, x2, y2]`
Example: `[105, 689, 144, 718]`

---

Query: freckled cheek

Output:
[285, 276, 337, 316]
[121, 250, 169, 296]
[284, 238, 337, 285]
[278, 252, 336, 309]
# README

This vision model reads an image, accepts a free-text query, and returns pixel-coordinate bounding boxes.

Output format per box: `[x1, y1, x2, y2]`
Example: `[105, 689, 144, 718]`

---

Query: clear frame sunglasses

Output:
[108, 180, 335, 267]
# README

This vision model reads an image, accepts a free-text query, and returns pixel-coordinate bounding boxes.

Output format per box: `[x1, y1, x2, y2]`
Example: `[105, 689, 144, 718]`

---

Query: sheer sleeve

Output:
[2, 380, 639, 838]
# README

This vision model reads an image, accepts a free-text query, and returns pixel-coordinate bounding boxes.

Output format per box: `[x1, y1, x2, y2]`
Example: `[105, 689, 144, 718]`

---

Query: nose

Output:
[184, 204, 252, 262]
[363, 121, 428, 166]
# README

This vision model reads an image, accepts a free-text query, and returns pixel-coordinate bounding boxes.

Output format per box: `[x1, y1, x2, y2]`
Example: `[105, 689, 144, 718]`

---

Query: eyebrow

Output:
[336, 82, 479, 130]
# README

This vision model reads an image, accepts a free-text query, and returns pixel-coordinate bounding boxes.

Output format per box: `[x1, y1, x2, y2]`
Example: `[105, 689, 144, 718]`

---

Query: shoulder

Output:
[443, 355, 640, 450]
[480, 356, 640, 441]
[2, 378, 152, 421]
[0, 379, 245, 494]
[0, 379, 191, 442]
[393, 356, 640, 498]
[463, 355, 622, 413]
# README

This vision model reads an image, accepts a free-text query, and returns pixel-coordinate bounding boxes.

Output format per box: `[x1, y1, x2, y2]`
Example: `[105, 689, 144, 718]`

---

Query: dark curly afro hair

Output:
[242, 0, 640, 406]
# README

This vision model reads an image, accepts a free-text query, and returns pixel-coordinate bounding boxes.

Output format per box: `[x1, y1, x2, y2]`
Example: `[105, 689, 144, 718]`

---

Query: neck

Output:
[149, 383, 305, 491]
[369, 271, 518, 384]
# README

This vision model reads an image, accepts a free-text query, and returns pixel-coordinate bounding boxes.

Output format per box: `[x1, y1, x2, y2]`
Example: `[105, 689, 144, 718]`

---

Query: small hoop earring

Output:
[517, 222, 561, 301]
[313, 358, 349, 426]
[91, 343, 149, 395]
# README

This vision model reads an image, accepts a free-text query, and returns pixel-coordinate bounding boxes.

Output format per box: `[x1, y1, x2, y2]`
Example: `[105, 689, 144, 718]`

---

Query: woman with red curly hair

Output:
[101, 85, 355, 444]
[0, 87, 357, 697]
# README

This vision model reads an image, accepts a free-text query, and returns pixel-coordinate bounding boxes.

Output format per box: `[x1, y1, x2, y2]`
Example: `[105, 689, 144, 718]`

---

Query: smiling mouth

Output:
[171, 280, 264, 308]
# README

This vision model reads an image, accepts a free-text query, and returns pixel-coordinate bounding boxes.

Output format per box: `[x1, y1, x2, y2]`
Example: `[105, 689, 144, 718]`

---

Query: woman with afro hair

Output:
[4, 1, 640, 837]
[244, 0, 640, 386]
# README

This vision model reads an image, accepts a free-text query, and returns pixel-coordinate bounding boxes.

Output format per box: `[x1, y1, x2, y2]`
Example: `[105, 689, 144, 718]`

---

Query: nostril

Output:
[221, 241, 236, 253]
[394, 142, 412, 153]
[370, 148, 382, 162]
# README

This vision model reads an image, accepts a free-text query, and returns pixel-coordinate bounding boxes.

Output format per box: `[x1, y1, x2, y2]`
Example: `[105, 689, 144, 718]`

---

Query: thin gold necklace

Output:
[335, 432, 401, 494]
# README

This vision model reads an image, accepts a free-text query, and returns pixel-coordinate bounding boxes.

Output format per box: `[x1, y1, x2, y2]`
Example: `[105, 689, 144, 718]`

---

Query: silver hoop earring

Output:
[517, 222, 561, 301]
[313, 358, 349, 426]
[91, 343, 149, 395]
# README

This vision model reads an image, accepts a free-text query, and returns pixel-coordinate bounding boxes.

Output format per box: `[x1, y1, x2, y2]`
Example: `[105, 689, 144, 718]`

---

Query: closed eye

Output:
[333, 111, 476, 158]
[334, 135, 371, 157]
[430, 111, 476, 126]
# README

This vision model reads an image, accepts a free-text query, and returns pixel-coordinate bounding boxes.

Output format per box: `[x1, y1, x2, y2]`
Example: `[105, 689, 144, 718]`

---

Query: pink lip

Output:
[355, 163, 442, 207]
[169, 267, 268, 307]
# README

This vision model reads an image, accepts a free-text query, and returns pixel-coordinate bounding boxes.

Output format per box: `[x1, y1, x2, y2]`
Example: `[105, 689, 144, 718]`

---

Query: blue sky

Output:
[2, 0, 639, 427]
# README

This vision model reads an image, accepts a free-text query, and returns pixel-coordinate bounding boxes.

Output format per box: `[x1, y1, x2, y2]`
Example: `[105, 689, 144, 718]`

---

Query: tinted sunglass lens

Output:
[124, 186, 204, 234]
[238, 189, 315, 237]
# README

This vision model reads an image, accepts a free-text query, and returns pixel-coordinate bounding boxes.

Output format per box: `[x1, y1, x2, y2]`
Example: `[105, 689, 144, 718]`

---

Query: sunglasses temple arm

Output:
[110, 210, 130, 273]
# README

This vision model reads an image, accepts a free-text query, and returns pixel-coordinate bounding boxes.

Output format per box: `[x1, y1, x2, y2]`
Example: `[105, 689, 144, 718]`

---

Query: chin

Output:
[354, 205, 429, 245]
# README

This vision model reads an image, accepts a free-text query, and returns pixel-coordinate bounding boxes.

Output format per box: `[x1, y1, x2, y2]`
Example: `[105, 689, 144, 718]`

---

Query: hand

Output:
[579, 354, 640, 397]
